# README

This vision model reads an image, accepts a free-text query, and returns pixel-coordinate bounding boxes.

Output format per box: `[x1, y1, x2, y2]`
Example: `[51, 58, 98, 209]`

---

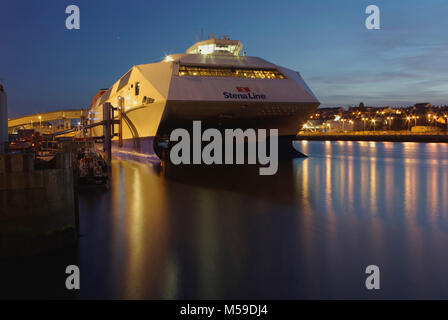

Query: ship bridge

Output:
[186, 35, 243, 56]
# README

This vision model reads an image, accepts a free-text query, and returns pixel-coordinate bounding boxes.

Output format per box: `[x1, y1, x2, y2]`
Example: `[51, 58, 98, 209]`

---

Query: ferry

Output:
[88, 36, 320, 162]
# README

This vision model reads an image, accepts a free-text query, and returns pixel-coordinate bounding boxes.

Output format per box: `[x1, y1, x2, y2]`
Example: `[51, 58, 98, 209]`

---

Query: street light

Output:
[386, 116, 393, 130]
[38, 115, 42, 128]
[371, 119, 376, 131]
[348, 119, 353, 131]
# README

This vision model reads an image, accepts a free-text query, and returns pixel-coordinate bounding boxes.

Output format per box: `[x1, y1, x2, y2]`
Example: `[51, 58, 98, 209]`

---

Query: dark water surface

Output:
[2, 141, 448, 299]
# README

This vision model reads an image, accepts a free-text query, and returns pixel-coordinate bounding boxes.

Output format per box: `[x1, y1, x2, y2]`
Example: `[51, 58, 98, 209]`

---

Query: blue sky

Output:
[1, 0, 448, 117]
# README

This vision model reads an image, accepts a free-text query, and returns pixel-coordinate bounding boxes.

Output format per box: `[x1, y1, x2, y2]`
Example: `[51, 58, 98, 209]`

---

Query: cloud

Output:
[309, 25, 448, 107]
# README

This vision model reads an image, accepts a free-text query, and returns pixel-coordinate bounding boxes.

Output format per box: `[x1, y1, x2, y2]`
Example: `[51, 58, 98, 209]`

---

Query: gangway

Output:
[49, 103, 121, 164]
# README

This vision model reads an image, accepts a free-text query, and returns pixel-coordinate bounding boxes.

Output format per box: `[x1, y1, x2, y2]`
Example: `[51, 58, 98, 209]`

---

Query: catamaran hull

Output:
[157, 100, 319, 137]
[105, 100, 318, 163]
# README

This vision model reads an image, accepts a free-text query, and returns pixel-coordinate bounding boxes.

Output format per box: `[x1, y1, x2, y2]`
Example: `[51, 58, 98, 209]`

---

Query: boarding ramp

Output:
[8, 109, 88, 133]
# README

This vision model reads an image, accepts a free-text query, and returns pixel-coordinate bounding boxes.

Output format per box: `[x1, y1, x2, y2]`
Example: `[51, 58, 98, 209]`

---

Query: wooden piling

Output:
[118, 97, 123, 148]
[103, 103, 112, 164]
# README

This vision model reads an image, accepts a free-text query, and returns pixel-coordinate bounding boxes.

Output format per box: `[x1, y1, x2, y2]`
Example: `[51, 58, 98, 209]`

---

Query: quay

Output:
[1, 86, 115, 259]
[0, 152, 78, 259]
[296, 131, 448, 143]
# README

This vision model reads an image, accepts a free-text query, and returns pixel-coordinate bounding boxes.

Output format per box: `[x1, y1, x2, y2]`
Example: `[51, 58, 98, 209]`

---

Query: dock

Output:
[296, 131, 448, 143]
[1, 103, 119, 259]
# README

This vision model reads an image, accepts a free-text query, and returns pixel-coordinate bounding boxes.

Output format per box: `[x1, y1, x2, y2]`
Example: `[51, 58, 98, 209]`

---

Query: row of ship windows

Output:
[178, 66, 286, 79]
[100, 65, 285, 106]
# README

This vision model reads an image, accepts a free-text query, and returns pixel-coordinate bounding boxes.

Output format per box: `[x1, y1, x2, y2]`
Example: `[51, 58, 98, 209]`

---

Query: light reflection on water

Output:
[295, 141, 448, 298]
[3, 141, 447, 299]
[75, 141, 448, 299]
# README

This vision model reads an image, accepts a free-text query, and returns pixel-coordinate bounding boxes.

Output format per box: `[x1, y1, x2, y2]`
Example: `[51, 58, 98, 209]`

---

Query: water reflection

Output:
[292, 141, 448, 297]
[78, 141, 448, 299]
[2, 141, 448, 299]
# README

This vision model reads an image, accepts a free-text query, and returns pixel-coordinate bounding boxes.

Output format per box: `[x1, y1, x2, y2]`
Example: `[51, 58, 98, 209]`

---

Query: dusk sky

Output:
[1, 0, 448, 118]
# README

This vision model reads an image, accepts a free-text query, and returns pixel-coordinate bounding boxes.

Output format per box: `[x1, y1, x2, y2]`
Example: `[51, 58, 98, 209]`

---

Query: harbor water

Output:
[1, 140, 448, 299]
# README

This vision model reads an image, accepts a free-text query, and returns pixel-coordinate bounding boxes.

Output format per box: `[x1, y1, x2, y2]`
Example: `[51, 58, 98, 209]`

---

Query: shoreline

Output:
[295, 132, 448, 143]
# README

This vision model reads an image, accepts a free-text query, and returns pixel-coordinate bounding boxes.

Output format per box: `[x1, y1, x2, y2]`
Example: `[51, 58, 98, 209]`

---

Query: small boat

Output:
[77, 151, 108, 185]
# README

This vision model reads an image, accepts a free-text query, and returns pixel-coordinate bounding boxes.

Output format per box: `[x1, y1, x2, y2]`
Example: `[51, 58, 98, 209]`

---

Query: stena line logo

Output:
[223, 87, 266, 100]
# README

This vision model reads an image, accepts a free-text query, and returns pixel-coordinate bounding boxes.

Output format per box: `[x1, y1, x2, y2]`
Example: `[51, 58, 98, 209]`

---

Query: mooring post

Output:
[119, 97, 123, 148]
[103, 103, 112, 164]
[81, 115, 87, 138]
[89, 111, 93, 137]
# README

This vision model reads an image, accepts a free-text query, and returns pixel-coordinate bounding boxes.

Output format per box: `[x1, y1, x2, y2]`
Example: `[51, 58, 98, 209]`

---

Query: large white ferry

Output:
[89, 36, 320, 162]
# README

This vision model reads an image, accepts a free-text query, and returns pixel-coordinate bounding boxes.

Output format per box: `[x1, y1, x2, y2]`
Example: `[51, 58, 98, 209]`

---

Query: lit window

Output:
[178, 66, 285, 79]
[135, 82, 140, 96]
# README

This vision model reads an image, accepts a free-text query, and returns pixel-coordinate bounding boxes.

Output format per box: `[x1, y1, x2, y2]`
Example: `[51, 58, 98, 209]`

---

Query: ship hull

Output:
[106, 100, 318, 162]
[157, 100, 319, 137]
[111, 137, 160, 164]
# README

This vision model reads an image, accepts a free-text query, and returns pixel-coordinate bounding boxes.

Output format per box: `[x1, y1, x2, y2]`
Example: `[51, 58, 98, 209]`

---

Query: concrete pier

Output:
[0, 153, 78, 259]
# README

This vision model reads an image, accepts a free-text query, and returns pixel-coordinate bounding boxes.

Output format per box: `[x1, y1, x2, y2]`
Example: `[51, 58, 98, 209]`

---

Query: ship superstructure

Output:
[89, 36, 320, 161]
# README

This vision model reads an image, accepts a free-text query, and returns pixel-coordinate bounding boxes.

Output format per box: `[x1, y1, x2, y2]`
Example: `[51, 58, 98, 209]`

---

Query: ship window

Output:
[178, 65, 285, 79]
[117, 70, 132, 91]
[98, 88, 112, 105]
[143, 96, 155, 104]
[135, 82, 140, 95]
